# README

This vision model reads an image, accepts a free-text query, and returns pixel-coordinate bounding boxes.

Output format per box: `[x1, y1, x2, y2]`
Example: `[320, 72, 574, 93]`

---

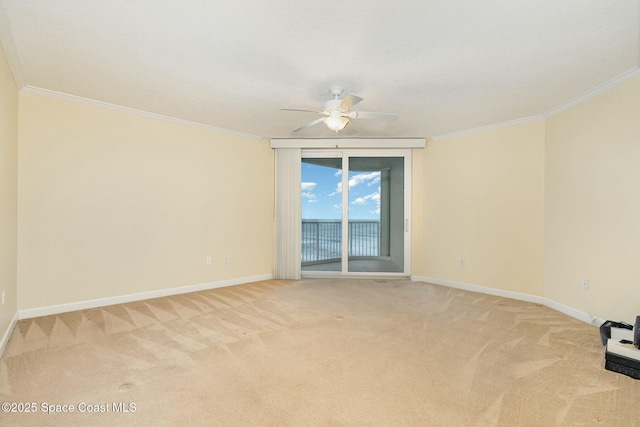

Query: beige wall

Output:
[7, 55, 639, 325]
[0, 42, 18, 338]
[545, 76, 640, 322]
[415, 121, 545, 296]
[17, 92, 274, 310]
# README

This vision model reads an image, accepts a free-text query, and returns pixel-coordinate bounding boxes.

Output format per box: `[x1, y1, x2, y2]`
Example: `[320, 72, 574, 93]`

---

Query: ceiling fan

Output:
[282, 86, 398, 133]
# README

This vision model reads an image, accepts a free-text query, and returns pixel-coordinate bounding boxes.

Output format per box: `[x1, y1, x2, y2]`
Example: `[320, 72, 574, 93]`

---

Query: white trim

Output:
[430, 115, 544, 141]
[270, 138, 425, 149]
[0, 312, 19, 358]
[430, 67, 640, 141]
[411, 276, 605, 326]
[302, 271, 411, 279]
[544, 298, 602, 326]
[543, 67, 640, 118]
[17, 273, 273, 320]
[21, 86, 264, 140]
[403, 152, 412, 275]
[412, 276, 544, 304]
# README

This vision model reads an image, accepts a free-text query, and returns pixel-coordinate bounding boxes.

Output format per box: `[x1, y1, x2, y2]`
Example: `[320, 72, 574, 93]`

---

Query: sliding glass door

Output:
[301, 150, 410, 276]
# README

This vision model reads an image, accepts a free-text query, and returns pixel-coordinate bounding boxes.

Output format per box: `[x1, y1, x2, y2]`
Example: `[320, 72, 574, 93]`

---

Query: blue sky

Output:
[301, 162, 381, 220]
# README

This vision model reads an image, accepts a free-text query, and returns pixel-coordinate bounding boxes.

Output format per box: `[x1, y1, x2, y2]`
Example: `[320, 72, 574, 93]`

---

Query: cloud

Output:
[302, 192, 316, 201]
[301, 182, 317, 191]
[329, 182, 342, 196]
[329, 171, 381, 196]
[351, 188, 381, 210]
[351, 191, 380, 205]
[349, 172, 380, 188]
[351, 197, 367, 205]
[301, 182, 317, 202]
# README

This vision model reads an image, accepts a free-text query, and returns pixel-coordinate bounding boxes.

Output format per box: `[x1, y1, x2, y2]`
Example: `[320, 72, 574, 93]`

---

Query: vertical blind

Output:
[274, 148, 301, 279]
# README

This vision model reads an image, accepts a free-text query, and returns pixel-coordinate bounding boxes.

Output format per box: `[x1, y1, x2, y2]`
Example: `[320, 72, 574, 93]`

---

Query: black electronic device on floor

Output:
[605, 338, 640, 380]
[599, 320, 633, 346]
[602, 316, 640, 380]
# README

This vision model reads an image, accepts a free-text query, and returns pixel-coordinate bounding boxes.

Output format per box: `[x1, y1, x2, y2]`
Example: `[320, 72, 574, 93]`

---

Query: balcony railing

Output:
[301, 220, 380, 263]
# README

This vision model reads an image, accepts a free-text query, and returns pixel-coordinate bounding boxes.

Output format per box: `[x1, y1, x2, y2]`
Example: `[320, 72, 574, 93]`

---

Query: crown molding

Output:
[430, 67, 640, 141]
[430, 115, 544, 141]
[543, 67, 640, 118]
[21, 86, 264, 140]
[0, 8, 25, 88]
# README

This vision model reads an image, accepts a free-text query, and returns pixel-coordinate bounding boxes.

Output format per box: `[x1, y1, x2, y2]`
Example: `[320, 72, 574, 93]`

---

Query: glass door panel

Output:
[301, 157, 343, 272]
[347, 157, 404, 273]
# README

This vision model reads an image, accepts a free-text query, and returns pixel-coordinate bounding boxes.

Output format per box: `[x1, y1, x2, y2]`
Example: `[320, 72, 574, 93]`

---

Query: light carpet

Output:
[1, 278, 639, 426]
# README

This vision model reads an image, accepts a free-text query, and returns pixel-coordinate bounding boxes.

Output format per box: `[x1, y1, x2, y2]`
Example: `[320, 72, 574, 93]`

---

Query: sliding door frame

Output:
[301, 148, 412, 278]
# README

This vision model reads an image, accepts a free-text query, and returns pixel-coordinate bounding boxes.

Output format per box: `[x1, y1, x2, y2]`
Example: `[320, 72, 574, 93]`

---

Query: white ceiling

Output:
[1, 0, 639, 139]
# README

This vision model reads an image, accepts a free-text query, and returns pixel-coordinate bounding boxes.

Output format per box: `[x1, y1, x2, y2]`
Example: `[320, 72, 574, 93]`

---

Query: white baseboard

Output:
[543, 298, 603, 326]
[6, 273, 604, 355]
[412, 276, 545, 304]
[18, 273, 273, 320]
[411, 275, 602, 326]
[0, 311, 19, 358]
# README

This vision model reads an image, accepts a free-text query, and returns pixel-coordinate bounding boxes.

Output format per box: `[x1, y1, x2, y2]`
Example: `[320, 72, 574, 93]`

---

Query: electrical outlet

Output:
[206, 257, 212, 265]
[582, 279, 589, 290]
[224, 256, 229, 264]
[459, 259, 465, 267]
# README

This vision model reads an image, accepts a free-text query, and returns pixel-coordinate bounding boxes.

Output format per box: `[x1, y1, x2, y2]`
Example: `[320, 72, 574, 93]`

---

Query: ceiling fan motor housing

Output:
[324, 99, 346, 113]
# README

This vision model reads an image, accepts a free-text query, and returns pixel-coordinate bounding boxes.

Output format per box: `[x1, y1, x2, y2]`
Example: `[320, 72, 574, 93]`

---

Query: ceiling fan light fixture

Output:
[285, 88, 396, 133]
[324, 113, 349, 131]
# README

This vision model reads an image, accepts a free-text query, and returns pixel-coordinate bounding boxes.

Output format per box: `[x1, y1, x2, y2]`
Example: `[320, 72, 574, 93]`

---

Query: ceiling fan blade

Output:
[292, 117, 325, 132]
[341, 123, 357, 135]
[339, 94, 363, 110]
[351, 111, 398, 121]
[281, 108, 323, 114]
